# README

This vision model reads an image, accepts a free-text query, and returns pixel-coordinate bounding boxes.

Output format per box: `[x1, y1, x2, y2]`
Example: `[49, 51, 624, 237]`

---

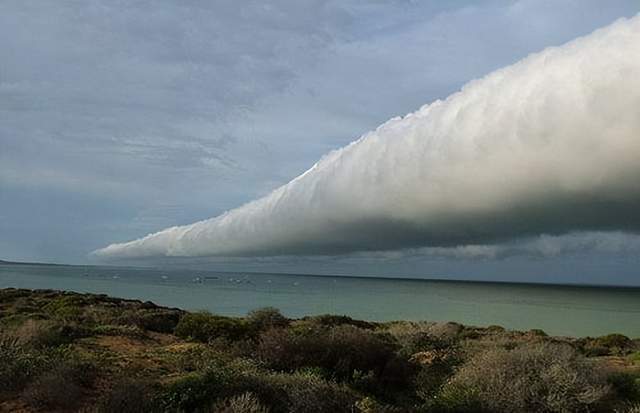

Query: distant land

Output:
[2, 259, 640, 289]
[0, 259, 64, 266]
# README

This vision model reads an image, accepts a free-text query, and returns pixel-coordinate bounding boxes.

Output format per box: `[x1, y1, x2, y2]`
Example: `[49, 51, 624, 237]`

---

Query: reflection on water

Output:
[1, 263, 639, 337]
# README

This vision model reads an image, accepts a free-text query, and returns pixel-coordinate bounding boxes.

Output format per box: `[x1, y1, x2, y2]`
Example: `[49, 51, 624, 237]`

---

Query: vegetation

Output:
[1, 287, 639, 412]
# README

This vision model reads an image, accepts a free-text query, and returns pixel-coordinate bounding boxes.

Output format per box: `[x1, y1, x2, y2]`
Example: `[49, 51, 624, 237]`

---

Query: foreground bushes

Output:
[7, 319, 86, 348]
[578, 333, 635, 356]
[160, 362, 358, 413]
[258, 324, 405, 378]
[0, 337, 96, 409]
[0, 337, 45, 391]
[175, 311, 250, 342]
[2, 289, 640, 413]
[213, 392, 270, 413]
[434, 342, 611, 412]
[22, 359, 96, 410]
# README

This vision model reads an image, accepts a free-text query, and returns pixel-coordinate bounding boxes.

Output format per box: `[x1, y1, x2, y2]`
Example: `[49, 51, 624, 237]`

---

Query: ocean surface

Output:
[1, 263, 639, 338]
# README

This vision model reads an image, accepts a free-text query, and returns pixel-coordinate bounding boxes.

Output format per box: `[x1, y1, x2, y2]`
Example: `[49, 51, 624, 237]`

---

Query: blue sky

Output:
[1, 1, 639, 285]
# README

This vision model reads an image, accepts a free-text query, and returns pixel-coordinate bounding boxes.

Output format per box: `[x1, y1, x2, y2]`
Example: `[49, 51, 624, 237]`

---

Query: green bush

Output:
[247, 307, 289, 332]
[161, 366, 235, 412]
[120, 308, 183, 333]
[174, 311, 249, 343]
[42, 294, 88, 319]
[0, 337, 44, 391]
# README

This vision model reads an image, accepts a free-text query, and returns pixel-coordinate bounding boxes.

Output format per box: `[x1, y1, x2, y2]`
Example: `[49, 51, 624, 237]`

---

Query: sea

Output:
[1, 263, 639, 338]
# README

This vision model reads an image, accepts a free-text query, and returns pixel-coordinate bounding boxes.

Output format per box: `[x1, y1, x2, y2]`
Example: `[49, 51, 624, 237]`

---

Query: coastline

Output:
[3, 263, 640, 338]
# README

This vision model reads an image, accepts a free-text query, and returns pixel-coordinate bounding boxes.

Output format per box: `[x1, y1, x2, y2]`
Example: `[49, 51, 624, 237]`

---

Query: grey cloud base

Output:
[95, 15, 640, 259]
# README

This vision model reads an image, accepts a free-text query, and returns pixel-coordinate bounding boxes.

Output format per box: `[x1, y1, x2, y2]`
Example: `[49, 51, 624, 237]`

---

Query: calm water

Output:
[1, 263, 639, 338]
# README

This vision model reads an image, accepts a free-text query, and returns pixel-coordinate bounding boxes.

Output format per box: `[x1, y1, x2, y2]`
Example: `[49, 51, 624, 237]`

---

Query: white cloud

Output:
[95, 15, 640, 259]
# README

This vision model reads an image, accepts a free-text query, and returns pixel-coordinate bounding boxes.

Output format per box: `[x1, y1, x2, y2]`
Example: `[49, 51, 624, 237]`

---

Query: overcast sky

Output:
[1, 1, 639, 285]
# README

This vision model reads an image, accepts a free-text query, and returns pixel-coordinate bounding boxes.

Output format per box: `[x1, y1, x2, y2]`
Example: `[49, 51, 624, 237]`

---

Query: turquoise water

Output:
[1, 263, 639, 338]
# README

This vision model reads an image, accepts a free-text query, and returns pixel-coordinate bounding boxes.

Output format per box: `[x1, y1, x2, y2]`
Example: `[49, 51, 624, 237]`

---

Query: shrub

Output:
[580, 334, 633, 356]
[247, 307, 289, 332]
[212, 392, 270, 413]
[300, 314, 376, 330]
[0, 336, 74, 392]
[250, 371, 357, 413]
[96, 377, 161, 413]
[0, 337, 42, 391]
[413, 353, 459, 402]
[598, 334, 632, 349]
[395, 330, 453, 358]
[91, 323, 148, 339]
[161, 366, 235, 412]
[22, 358, 96, 410]
[255, 328, 303, 371]
[257, 325, 398, 381]
[121, 308, 183, 333]
[528, 328, 548, 337]
[427, 385, 486, 413]
[256, 324, 413, 402]
[160, 355, 358, 413]
[42, 294, 87, 319]
[167, 344, 234, 373]
[440, 342, 611, 413]
[385, 321, 463, 355]
[174, 311, 249, 343]
[276, 372, 357, 413]
[8, 319, 84, 348]
[609, 372, 640, 403]
[355, 397, 405, 413]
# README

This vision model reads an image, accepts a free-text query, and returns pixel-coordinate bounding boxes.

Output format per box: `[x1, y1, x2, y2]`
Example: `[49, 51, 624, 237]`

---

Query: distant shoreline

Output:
[3, 258, 640, 290]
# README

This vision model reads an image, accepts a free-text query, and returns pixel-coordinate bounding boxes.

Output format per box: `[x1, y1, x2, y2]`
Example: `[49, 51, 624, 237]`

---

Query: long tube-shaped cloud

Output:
[95, 15, 640, 259]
